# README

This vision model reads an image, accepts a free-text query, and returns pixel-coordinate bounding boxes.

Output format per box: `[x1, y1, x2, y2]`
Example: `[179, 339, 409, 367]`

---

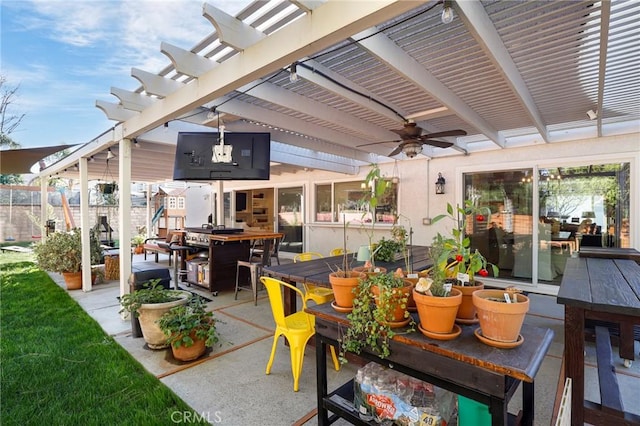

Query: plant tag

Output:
[511, 293, 518, 303]
[457, 273, 469, 284]
[374, 267, 381, 273]
[444, 282, 452, 293]
[408, 273, 418, 279]
[503, 293, 512, 303]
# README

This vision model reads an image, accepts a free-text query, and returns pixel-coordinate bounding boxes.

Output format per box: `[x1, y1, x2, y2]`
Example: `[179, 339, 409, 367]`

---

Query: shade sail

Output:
[0, 145, 78, 174]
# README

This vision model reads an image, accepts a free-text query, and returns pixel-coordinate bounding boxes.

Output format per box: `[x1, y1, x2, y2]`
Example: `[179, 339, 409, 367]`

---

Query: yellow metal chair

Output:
[260, 276, 340, 391]
[293, 252, 340, 370]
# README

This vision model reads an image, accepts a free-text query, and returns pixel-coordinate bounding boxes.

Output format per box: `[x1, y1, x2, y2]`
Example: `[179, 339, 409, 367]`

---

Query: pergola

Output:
[32, 0, 639, 294]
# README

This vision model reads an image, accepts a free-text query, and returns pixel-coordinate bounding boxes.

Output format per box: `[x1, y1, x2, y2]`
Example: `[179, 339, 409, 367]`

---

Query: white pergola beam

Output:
[237, 79, 398, 141]
[202, 3, 266, 51]
[95, 100, 138, 122]
[596, 0, 611, 137]
[219, 99, 388, 159]
[130, 68, 184, 98]
[160, 42, 217, 78]
[110, 87, 155, 112]
[354, 28, 505, 148]
[119, 1, 425, 139]
[297, 59, 408, 124]
[456, 0, 549, 142]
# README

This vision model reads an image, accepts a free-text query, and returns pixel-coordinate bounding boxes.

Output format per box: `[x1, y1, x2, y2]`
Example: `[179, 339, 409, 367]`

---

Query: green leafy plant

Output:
[340, 273, 413, 363]
[432, 201, 499, 284]
[131, 234, 146, 246]
[157, 298, 220, 349]
[361, 163, 394, 268]
[119, 280, 186, 317]
[33, 229, 82, 273]
[415, 237, 454, 297]
[372, 237, 402, 263]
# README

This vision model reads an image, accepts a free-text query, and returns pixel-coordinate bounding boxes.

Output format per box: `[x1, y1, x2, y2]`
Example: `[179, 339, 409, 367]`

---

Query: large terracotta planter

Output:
[170, 331, 207, 361]
[371, 283, 413, 323]
[137, 291, 192, 349]
[472, 289, 529, 343]
[62, 271, 82, 290]
[413, 288, 462, 334]
[453, 281, 483, 321]
[329, 271, 365, 309]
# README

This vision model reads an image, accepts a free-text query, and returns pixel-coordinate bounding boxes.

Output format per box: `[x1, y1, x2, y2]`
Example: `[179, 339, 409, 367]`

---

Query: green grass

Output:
[1, 261, 208, 425]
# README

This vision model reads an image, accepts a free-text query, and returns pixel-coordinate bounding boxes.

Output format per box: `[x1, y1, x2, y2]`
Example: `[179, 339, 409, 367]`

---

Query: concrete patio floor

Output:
[55, 253, 639, 425]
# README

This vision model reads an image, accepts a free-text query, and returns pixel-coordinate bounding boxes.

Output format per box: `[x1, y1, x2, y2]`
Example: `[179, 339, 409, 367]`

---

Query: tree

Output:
[0, 75, 25, 146]
[1, 75, 25, 184]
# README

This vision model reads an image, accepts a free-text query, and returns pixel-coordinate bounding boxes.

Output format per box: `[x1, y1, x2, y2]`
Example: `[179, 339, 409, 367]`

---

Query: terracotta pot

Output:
[171, 331, 207, 361]
[62, 271, 82, 290]
[329, 271, 365, 308]
[413, 288, 462, 334]
[137, 291, 192, 349]
[453, 281, 484, 320]
[371, 283, 413, 322]
[134, 245, 144, 254]
[472, 290, 529, 343]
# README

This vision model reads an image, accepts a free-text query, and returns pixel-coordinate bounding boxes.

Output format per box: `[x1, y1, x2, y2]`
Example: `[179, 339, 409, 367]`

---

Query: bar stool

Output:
[235, 239, 266, 305]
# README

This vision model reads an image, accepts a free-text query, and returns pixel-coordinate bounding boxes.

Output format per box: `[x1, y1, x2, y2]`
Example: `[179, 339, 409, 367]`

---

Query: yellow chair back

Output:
[293, 252, 324, 263]
[329, 248, 345, 256]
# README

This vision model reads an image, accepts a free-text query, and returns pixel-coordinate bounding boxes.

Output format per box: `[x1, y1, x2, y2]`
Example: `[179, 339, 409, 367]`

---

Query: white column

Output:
[40, 178, 47, 240]
[79, 157, 92, 291]
[215, 180, 224, 226]
[118, 138, 133, 299]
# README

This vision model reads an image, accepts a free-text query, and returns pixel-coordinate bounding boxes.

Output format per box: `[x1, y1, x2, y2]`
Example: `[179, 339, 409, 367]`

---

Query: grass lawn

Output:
[0, 260, 208, 425]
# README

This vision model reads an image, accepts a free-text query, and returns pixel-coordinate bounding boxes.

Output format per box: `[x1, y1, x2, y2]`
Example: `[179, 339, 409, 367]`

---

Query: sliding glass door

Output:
[464, 161, 631, 286]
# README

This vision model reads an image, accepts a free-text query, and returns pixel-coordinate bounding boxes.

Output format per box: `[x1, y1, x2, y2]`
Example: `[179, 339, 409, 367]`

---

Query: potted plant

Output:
[328, 217, 366, 311]
[119, 280, 192, 349]
[472, 286, 529, 348]
[157, 297, 220, 361]
[131, 234, 146, 254]
[432, 201, 498, 323]
[340, 272, 413, 363]
[412, 239, 462, 339]
[33, 228, 83, 289]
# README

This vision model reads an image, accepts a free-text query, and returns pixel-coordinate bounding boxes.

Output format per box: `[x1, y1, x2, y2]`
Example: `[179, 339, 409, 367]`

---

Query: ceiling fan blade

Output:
[422, 130, 467, 139]
[421, 139, 454, 149]
[356, 139, 400, 148]
[388, 145, 403, 157]
[390, 129, 415, 140]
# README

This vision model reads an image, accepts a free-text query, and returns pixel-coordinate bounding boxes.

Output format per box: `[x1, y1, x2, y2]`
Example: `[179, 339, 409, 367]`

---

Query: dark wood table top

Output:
[208, 231, 284, 242]
[578, 247, 640, 262]
[263, 245, 431, 287]
[307, 301, 554, 384]
[557, 257, 640, 317]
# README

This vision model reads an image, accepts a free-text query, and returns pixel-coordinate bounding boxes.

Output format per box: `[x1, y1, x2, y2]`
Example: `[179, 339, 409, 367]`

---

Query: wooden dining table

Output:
[556, 254, 640, 425]
[262, 245, 431, 315]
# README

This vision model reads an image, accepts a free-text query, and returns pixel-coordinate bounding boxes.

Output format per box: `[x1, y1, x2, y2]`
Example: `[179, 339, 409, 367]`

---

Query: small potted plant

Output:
[33, 228, 83, 289]
[472, 286, 529, 348]
[412, 238, 463, 339]
[328, 217, 366, 311]
[157, 297, 221, 361]
[340, 272, 413, 363]
[119, 280, 192, 349]
[432, 201, 498, 322]
[131, 234, 146, 254]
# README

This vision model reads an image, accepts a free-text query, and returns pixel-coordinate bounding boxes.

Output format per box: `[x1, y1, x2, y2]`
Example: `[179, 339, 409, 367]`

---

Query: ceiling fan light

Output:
[403, 143, 423, 158]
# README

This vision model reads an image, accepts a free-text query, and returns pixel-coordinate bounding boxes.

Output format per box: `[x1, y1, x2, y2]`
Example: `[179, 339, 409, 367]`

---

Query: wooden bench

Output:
[142, 231, 185, 266]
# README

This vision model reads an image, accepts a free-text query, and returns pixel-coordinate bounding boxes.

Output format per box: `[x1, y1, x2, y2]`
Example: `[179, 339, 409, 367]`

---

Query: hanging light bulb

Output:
[106, 148, 115, 160]
[441, 0, 454, 24]
[289, 62, 298, 83]
[207, 107, 216, 120]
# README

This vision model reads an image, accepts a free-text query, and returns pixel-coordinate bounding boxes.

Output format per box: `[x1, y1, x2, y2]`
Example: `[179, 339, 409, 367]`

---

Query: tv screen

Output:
[173, 132, 270, 181]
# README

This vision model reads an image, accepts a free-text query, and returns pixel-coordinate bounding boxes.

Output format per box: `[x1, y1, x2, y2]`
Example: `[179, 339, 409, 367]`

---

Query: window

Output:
[167, 196, 177, 209]
[314, 180, 398, 224]
[177, 197, 185, 209]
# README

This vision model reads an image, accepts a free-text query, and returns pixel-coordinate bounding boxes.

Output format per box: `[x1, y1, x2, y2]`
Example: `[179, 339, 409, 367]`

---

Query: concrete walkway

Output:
[57, 253, 639, 425]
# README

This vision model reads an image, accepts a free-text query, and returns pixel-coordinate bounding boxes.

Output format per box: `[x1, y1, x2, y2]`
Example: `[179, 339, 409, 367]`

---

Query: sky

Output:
[1, 0, 250, 149]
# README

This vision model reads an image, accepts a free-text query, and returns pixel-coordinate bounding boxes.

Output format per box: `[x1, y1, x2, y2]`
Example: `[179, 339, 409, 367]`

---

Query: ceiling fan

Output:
[357, 123, 467, 158]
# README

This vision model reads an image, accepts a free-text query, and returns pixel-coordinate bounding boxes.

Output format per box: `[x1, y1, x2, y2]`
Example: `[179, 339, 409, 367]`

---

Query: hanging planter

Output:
[97, 182, 118, 195]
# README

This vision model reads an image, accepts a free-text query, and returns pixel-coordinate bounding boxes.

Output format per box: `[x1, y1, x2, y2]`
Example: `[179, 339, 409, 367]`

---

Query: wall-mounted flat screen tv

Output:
[173, 132, 271, 181]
